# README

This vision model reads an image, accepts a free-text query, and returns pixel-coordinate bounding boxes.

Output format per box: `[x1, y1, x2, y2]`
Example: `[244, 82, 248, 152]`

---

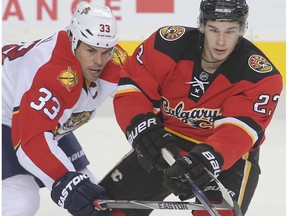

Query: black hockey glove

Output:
[163, 144, 224, 200]
[51, 172, 112, 216]
[126, 112, 180, 173]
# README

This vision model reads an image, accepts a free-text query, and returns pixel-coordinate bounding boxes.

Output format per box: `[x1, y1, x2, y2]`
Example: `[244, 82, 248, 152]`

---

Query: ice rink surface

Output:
[37, 89, 286, 216]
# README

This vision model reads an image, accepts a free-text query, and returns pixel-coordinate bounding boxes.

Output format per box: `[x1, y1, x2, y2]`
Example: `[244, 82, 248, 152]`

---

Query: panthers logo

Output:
[56, 111, 93, 136]
[111, 47, 127, 68]
[159, 26, 185, 41]
[80, 6, 91, 15]
[248, 54, 273, 73]
[57, 67, 78, 91]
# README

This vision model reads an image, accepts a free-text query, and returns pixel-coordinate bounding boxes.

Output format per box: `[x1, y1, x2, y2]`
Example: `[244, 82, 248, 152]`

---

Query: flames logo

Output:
[57, 67, 78, 91]
[248, 54, 273, 73]
[111, 46, 127, 68]
[159, 26, 186, 41]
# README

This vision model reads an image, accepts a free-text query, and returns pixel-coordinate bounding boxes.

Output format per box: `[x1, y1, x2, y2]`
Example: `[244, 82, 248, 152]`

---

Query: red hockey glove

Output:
[163, 144, 223, 200]
[126, 112, 180, 173]
[51, 172, 112, 216]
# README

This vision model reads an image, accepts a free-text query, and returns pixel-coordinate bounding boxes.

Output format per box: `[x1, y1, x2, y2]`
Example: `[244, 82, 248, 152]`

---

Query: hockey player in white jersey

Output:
[2, 2, 128, 216]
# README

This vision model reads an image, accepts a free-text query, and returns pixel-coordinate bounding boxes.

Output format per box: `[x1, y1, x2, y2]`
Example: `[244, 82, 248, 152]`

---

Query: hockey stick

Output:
[161, 148, 242, 216]
[93, 199, 232, 211]
[93, 149, 242, 215]
[161, 148, 223, 216]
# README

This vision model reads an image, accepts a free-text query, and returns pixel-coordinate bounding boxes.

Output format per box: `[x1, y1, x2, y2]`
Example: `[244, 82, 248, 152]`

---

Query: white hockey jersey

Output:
[2, 30, 128, 189]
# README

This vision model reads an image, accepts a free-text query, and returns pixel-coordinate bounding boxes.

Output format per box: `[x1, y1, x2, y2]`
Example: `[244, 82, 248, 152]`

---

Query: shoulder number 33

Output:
[30, 87, 60, 119]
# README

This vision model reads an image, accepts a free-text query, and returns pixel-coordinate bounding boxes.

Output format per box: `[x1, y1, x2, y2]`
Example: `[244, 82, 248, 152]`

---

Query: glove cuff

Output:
[190, 144, 224, 177]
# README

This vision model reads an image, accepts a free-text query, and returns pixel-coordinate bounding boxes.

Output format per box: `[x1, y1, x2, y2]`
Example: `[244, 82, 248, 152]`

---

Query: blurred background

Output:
[2, 0, 286, 80]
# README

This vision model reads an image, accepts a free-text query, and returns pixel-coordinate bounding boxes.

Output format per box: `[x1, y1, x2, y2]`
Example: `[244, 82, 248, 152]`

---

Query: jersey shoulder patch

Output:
[222, 39, 280, 84]
[247, 54, 273, 73]
[57, 66, 79, 92]
[154, 26, 199, 62]
[110, 44, 128, 69]
[99, 44, 128, 84]
[242, 39, 280, 82]
[159, 26, 186, 41]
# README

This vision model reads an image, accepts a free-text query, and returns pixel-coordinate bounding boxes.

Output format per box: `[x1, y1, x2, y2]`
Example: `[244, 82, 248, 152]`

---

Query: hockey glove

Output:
[51, 172, 112, 216]
[126, 112, 180, 173]
[163, 144, 223, 200]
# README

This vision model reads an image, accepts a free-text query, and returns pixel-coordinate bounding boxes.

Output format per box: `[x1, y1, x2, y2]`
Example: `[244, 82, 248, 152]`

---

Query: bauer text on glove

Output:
[163, 144, 224, 200]
[126, 112, 180, 173]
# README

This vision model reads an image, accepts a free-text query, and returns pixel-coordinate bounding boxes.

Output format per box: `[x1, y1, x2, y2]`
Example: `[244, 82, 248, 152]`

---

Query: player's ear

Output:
[198, 24, 205, 34]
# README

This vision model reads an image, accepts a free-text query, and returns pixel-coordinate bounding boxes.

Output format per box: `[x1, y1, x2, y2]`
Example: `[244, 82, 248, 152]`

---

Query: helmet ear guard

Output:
[198, 0, 249, 35]
[67, 2, 119, 52]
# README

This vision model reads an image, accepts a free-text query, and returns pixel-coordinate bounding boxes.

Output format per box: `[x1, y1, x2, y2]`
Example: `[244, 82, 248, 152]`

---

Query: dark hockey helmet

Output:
[198, 0, 249, 34]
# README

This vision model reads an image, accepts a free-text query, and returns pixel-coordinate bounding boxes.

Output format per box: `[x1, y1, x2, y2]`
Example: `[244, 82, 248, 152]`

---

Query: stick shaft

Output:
[161, 148, 220, 216]
[94, 199, 232, 211]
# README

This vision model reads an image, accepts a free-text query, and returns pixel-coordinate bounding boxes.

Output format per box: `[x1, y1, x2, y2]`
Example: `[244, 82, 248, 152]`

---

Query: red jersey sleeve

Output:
[113, 31, 175, 132]
[206, 74, 283, 169]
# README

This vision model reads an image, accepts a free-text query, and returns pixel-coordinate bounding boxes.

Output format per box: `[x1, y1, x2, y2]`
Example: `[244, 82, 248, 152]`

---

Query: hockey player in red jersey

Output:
[99, 0, 283, 215]
[2, 2, 127, 216]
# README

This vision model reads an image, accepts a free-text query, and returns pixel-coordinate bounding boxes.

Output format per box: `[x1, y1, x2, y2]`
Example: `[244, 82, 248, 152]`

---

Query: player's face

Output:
[202, 21, 241, 62]
[75, 42, 113, 82]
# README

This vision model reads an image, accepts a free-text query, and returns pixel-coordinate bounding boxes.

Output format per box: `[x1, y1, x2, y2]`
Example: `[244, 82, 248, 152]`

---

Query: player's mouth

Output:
[89, 68, 102, 77]
[214, 48, 227, 57]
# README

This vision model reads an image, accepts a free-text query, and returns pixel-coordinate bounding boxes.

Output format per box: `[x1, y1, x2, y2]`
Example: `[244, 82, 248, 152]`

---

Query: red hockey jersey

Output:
[113, 26, 282, 170]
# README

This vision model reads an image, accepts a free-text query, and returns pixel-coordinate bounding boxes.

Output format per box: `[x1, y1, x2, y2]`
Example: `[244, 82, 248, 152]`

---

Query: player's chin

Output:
[87, 71, 101, 81]
[213, 49, 232, 61]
